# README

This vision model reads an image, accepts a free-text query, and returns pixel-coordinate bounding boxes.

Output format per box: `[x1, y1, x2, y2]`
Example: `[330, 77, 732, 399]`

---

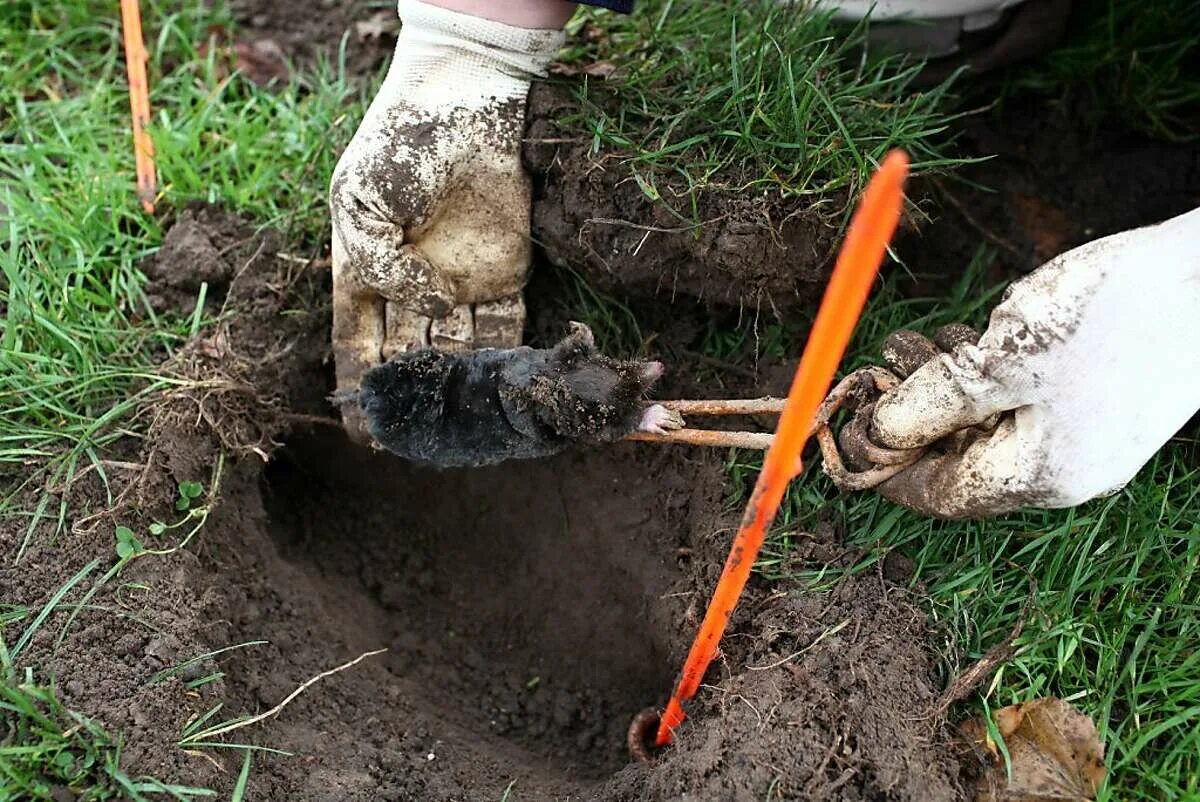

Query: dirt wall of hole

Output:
[2, 207, 966, 800]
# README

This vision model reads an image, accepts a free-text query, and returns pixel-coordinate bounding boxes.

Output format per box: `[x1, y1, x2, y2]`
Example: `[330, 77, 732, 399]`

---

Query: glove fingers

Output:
[871, 346, 1027, 450]
[330, 195, 458, 317]
[880, 325, 984, 379]
[474, 293, 525, 348]
[355, 234, 457, 317]
[932, 322, 982, 352]
[383, 303, 431, 360]
[430, 305, 474, 351]
[875, 417, 1030, 519]
[332, 234, 385, 445]
[881, 330, 939, 379]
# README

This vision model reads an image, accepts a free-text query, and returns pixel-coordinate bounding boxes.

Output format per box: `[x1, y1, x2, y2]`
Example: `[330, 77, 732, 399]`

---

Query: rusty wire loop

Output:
[627, 367, 927, 491]
[811, 367, 926, 491]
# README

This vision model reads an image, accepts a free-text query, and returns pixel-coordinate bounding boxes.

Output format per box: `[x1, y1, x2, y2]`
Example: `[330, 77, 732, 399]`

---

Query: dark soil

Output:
[899, 92, 1200, 294]
[2, 209, 964, 800]
[524, 84, 844, 315]
[6, 3, 1199, 801]
[223, 0, 395, 80]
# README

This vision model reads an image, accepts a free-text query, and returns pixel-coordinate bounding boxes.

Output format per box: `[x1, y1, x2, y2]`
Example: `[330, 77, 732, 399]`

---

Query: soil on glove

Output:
[0, 208, 965, 801]
[7, 3, 1200, 800]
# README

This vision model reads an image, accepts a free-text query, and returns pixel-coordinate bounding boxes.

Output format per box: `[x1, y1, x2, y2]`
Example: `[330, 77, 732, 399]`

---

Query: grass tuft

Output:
[994, 0, 1200, 141]
[558, 0, 969, 210]
[0, 0, 365, 532]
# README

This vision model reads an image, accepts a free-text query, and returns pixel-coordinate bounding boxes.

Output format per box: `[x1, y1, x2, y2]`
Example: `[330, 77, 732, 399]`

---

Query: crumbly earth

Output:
[7, 3, 1200, 800]
[524, 84, 846, 314]
[224, 0, 394, 79]
[0, 208, 966, 801]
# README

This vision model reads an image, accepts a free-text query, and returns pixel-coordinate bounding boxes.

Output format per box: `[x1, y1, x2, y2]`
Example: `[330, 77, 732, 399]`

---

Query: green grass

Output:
[0, 0, 364, 532]
[786, 438, 1200, 800]
[992, 0, 1200, 141]
[2, 0, 1198, 799]
[556, 0, 968, 217]
[0, 674, 218, 801]
[1, 567, 219, 800]
[1, 0, 366, 796]
[696, 250, 1199, 801]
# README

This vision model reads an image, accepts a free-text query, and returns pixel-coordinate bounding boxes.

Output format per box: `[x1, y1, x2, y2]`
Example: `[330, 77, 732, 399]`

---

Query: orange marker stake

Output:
[653, 150, 910, 748]
[120, 0, 156, 213]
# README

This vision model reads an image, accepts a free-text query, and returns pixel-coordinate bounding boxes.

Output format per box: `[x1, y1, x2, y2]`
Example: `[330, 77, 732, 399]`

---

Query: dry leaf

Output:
[233, 39, 289, 86]
[355, 11, 399, 42]
[547, 60, 618, 79]
[579, 21, 609, 44]
[961, 697, 1106, 801]
[196, 36, 289, 86]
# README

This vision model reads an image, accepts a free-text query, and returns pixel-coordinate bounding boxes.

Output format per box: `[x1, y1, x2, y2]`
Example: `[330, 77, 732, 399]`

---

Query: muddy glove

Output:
[330, 0, 564, 438]
[869, 206, 1200, 519]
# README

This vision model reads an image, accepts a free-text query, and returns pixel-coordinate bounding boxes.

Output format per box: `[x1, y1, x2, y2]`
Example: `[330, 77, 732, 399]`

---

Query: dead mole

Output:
[355, 322, 682, 468]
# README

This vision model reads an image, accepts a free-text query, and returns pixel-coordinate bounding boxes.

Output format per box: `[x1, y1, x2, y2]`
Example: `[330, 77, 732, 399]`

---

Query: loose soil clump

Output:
[524, 84, 844, 315]
[1, 209, 965, 800]
[12, 5, 1197, 799]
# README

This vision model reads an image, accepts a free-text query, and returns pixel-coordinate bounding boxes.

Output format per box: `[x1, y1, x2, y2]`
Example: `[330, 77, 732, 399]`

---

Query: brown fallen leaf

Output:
[579, 20, 609, 45]
[547, 60, 618, 79]
[960, 697, 1106, 801]
[355, 11, 399, 42]
[196, 36, 289, 86]
[233, 39, 289, 86]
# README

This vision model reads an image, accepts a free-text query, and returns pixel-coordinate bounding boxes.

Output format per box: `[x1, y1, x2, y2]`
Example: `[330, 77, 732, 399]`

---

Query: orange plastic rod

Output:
[654, 150, 909, 748]
[120, 0, 156, 213]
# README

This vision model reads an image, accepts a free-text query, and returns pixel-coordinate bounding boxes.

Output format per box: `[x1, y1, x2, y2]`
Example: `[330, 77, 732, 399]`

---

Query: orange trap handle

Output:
[654, 150, 910, 747]
[120, 0, 157, 213]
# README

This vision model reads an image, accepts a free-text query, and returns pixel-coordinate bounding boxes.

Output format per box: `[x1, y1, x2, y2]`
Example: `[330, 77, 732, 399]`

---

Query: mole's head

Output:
[526, 322, 665, 441]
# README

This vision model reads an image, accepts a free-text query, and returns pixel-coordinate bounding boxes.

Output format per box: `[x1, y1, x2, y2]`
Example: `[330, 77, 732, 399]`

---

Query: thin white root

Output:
[182, 648, 387, 743]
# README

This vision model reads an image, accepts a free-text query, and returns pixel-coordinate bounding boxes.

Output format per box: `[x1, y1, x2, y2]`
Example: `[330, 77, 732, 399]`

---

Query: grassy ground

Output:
[993, 0, 1200, 141]
[560, 0, 968, 221]
[0, 0, 357, 548]
[1, 1, 363, 796]
[763, 262, 1200, 800]
[2, 0, 1198, 799]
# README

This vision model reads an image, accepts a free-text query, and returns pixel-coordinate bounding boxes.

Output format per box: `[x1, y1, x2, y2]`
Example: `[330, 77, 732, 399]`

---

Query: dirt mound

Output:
[608, 575, 961, 801]
[524, 85, 842, 315]
[224, 0, 394, 79]
[1, 208, 966, 800]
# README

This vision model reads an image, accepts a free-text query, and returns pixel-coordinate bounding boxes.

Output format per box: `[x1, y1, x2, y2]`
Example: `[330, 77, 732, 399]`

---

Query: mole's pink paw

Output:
[638, 404, 685, 435]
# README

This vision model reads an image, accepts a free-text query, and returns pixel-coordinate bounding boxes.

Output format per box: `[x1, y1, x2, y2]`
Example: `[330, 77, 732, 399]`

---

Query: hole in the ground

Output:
[260, 429, 709, 783]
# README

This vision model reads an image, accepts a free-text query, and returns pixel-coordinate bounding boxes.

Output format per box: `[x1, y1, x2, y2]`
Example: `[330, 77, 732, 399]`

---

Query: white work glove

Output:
[329, 0, 564, 439]
[870, 206, 1200, 519]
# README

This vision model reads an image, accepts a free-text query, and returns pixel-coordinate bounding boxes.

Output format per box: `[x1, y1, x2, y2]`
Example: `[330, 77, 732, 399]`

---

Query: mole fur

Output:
[357, 322, 665, 468]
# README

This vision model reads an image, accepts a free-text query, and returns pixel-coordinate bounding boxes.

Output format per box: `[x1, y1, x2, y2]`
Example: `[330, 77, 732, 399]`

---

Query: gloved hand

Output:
[329, 0, 564, 439]
[869, 206, 1200, 519]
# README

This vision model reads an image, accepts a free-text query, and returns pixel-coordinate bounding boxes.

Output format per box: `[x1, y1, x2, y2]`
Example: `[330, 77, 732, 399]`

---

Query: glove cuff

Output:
[394, 0, 566, 102]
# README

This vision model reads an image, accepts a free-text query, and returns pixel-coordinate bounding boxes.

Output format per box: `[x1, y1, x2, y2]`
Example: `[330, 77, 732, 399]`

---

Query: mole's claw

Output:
[638, 404, 685, 434]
